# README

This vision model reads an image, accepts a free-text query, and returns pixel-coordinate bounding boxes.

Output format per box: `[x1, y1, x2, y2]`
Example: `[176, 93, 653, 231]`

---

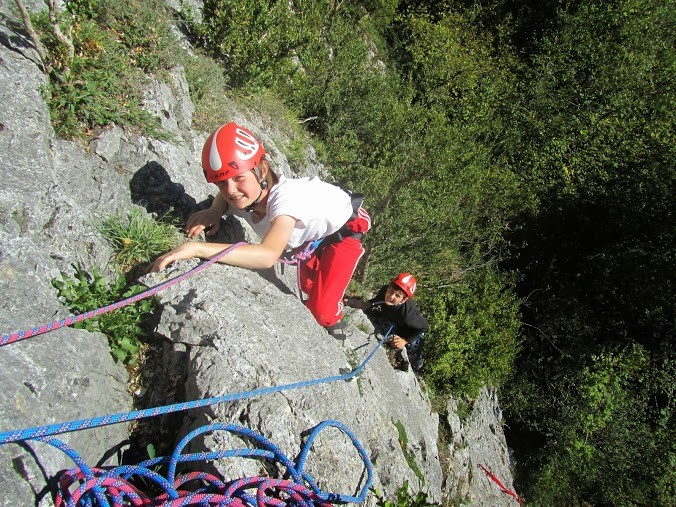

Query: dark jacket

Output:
[366, 286, 428, 372]
[367, 286, 429, 341]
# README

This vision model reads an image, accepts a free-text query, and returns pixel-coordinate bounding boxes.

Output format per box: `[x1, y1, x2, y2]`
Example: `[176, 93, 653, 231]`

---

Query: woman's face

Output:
[216, 170, 262, 210]
[384, 285, 408, 306]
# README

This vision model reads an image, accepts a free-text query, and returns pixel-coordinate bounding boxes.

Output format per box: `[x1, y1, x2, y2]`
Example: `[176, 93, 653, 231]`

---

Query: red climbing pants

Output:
[299, 207, 370, 327]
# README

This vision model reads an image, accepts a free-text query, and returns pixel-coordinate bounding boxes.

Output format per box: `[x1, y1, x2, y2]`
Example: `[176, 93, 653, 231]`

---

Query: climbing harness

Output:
[36, 420, 372, 507]
[478, 464, 524, 505]
[277, 239, 323, 301]
[277, 190, 368, 301]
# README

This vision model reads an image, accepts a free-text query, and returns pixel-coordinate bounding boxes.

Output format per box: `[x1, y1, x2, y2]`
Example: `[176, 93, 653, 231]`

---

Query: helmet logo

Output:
[394, 273, 416, 296]
[401, 274, 417, 295]
[208, 124, 227, 171]
[234, 127, 260, 161]
[207, 125, 260, 173]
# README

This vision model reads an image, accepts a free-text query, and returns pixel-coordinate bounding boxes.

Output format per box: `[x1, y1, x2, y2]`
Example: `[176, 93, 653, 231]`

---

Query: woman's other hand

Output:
[150, 242, 200, 272]
[392, 335, 408, 350]
[185, 208, 224, 238]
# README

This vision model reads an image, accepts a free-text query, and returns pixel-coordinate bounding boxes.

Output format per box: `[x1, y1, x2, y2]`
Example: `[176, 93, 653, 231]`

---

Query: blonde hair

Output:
[257, 158, 279, 188]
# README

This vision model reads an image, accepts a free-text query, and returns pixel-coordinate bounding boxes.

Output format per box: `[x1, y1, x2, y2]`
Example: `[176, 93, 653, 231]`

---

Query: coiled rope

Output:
[39, 419, 372, 507]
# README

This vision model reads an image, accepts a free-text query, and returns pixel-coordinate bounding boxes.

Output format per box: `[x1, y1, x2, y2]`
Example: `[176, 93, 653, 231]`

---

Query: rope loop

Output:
[41, 420, 372, 507]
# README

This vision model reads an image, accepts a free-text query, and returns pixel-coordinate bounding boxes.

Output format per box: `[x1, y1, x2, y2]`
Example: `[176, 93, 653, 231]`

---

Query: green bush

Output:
[188, 0, 302, 91]
[512, 344, 675, 505]
[423, 268, 521, 396]
[52, 265, 156, 366]
[33, 0, 178, 139]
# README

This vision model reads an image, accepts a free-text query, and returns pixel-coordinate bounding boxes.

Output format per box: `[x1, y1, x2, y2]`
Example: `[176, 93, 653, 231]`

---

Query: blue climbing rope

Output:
[0, 325, 392, 445]
[41, 419, 373, 506]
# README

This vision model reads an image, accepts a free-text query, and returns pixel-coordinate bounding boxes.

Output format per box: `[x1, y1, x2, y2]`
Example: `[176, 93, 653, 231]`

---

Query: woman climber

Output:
[151, 122, 371, 330]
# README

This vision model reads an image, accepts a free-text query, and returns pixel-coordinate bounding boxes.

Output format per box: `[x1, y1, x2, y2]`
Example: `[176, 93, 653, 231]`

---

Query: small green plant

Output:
[392, 420, 425, 486]
[146, 443, 156, 460]
[355, 322, 372, 334]
[52, 264, 156, 365]
[455, 397, 472, 423]
[374, 482, 439, 507]
[98, 208, 181, 272]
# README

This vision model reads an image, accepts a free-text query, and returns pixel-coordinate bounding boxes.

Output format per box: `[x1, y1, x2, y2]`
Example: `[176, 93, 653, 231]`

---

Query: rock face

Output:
[0, 1, 516, 506]
[445, 389, 520, 506]
[142, 266, 444, 503]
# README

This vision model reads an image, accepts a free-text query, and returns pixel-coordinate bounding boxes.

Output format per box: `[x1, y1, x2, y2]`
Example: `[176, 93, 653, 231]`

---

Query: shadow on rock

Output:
[130, 161, 246, 245]
[130, 161, 198, 222]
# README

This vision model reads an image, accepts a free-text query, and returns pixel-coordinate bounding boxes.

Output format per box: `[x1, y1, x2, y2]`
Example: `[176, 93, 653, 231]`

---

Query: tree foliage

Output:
[500, 0, 675, 503]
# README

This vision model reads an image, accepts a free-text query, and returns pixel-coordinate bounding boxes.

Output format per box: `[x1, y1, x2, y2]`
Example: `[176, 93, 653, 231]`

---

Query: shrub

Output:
[188, 0, 302, 91]
[423, 268, 521, 396]
[95, 0, 178, 74]
[52, 265, 156, 366]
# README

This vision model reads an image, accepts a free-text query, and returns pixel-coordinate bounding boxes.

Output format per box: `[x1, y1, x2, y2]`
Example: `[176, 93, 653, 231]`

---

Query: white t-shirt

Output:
[232, 175, 353, 249]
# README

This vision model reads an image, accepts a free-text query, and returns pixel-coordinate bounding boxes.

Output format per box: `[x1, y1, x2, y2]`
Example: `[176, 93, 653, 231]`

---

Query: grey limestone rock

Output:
[142, 266, 444, 504]
[445, 389, 521, 506]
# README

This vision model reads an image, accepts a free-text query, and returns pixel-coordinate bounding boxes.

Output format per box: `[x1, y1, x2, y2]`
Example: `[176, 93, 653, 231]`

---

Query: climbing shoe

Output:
[325, 321, 349, 342]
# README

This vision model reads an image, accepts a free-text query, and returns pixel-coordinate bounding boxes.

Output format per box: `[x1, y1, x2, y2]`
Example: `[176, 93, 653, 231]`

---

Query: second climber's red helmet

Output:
[392, 273, 417, 298]
[201, 122, 266, 184]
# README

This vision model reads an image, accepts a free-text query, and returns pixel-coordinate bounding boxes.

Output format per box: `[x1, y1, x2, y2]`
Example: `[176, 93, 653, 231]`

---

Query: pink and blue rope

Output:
[43, 420, 372, 506]
[0, 242, 249, 347]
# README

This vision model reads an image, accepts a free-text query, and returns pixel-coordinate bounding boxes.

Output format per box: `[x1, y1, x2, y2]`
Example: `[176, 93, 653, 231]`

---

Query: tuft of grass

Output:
[392, 420, 425, 487]
[98, 208, 182, 272]
[52, 264, 156, 366]
[374, 482, 439, 507]
[182, 50, 236, 133]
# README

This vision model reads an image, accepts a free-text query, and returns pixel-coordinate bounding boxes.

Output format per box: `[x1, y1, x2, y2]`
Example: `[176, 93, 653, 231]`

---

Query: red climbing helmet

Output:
[201, 122, 266, 184]
[392, 273, 417, 298]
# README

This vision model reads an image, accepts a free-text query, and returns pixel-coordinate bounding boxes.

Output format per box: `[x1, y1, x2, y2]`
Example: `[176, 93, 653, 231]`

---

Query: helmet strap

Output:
[244, 188, 264, 213]
[244, 168, 268, 213]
